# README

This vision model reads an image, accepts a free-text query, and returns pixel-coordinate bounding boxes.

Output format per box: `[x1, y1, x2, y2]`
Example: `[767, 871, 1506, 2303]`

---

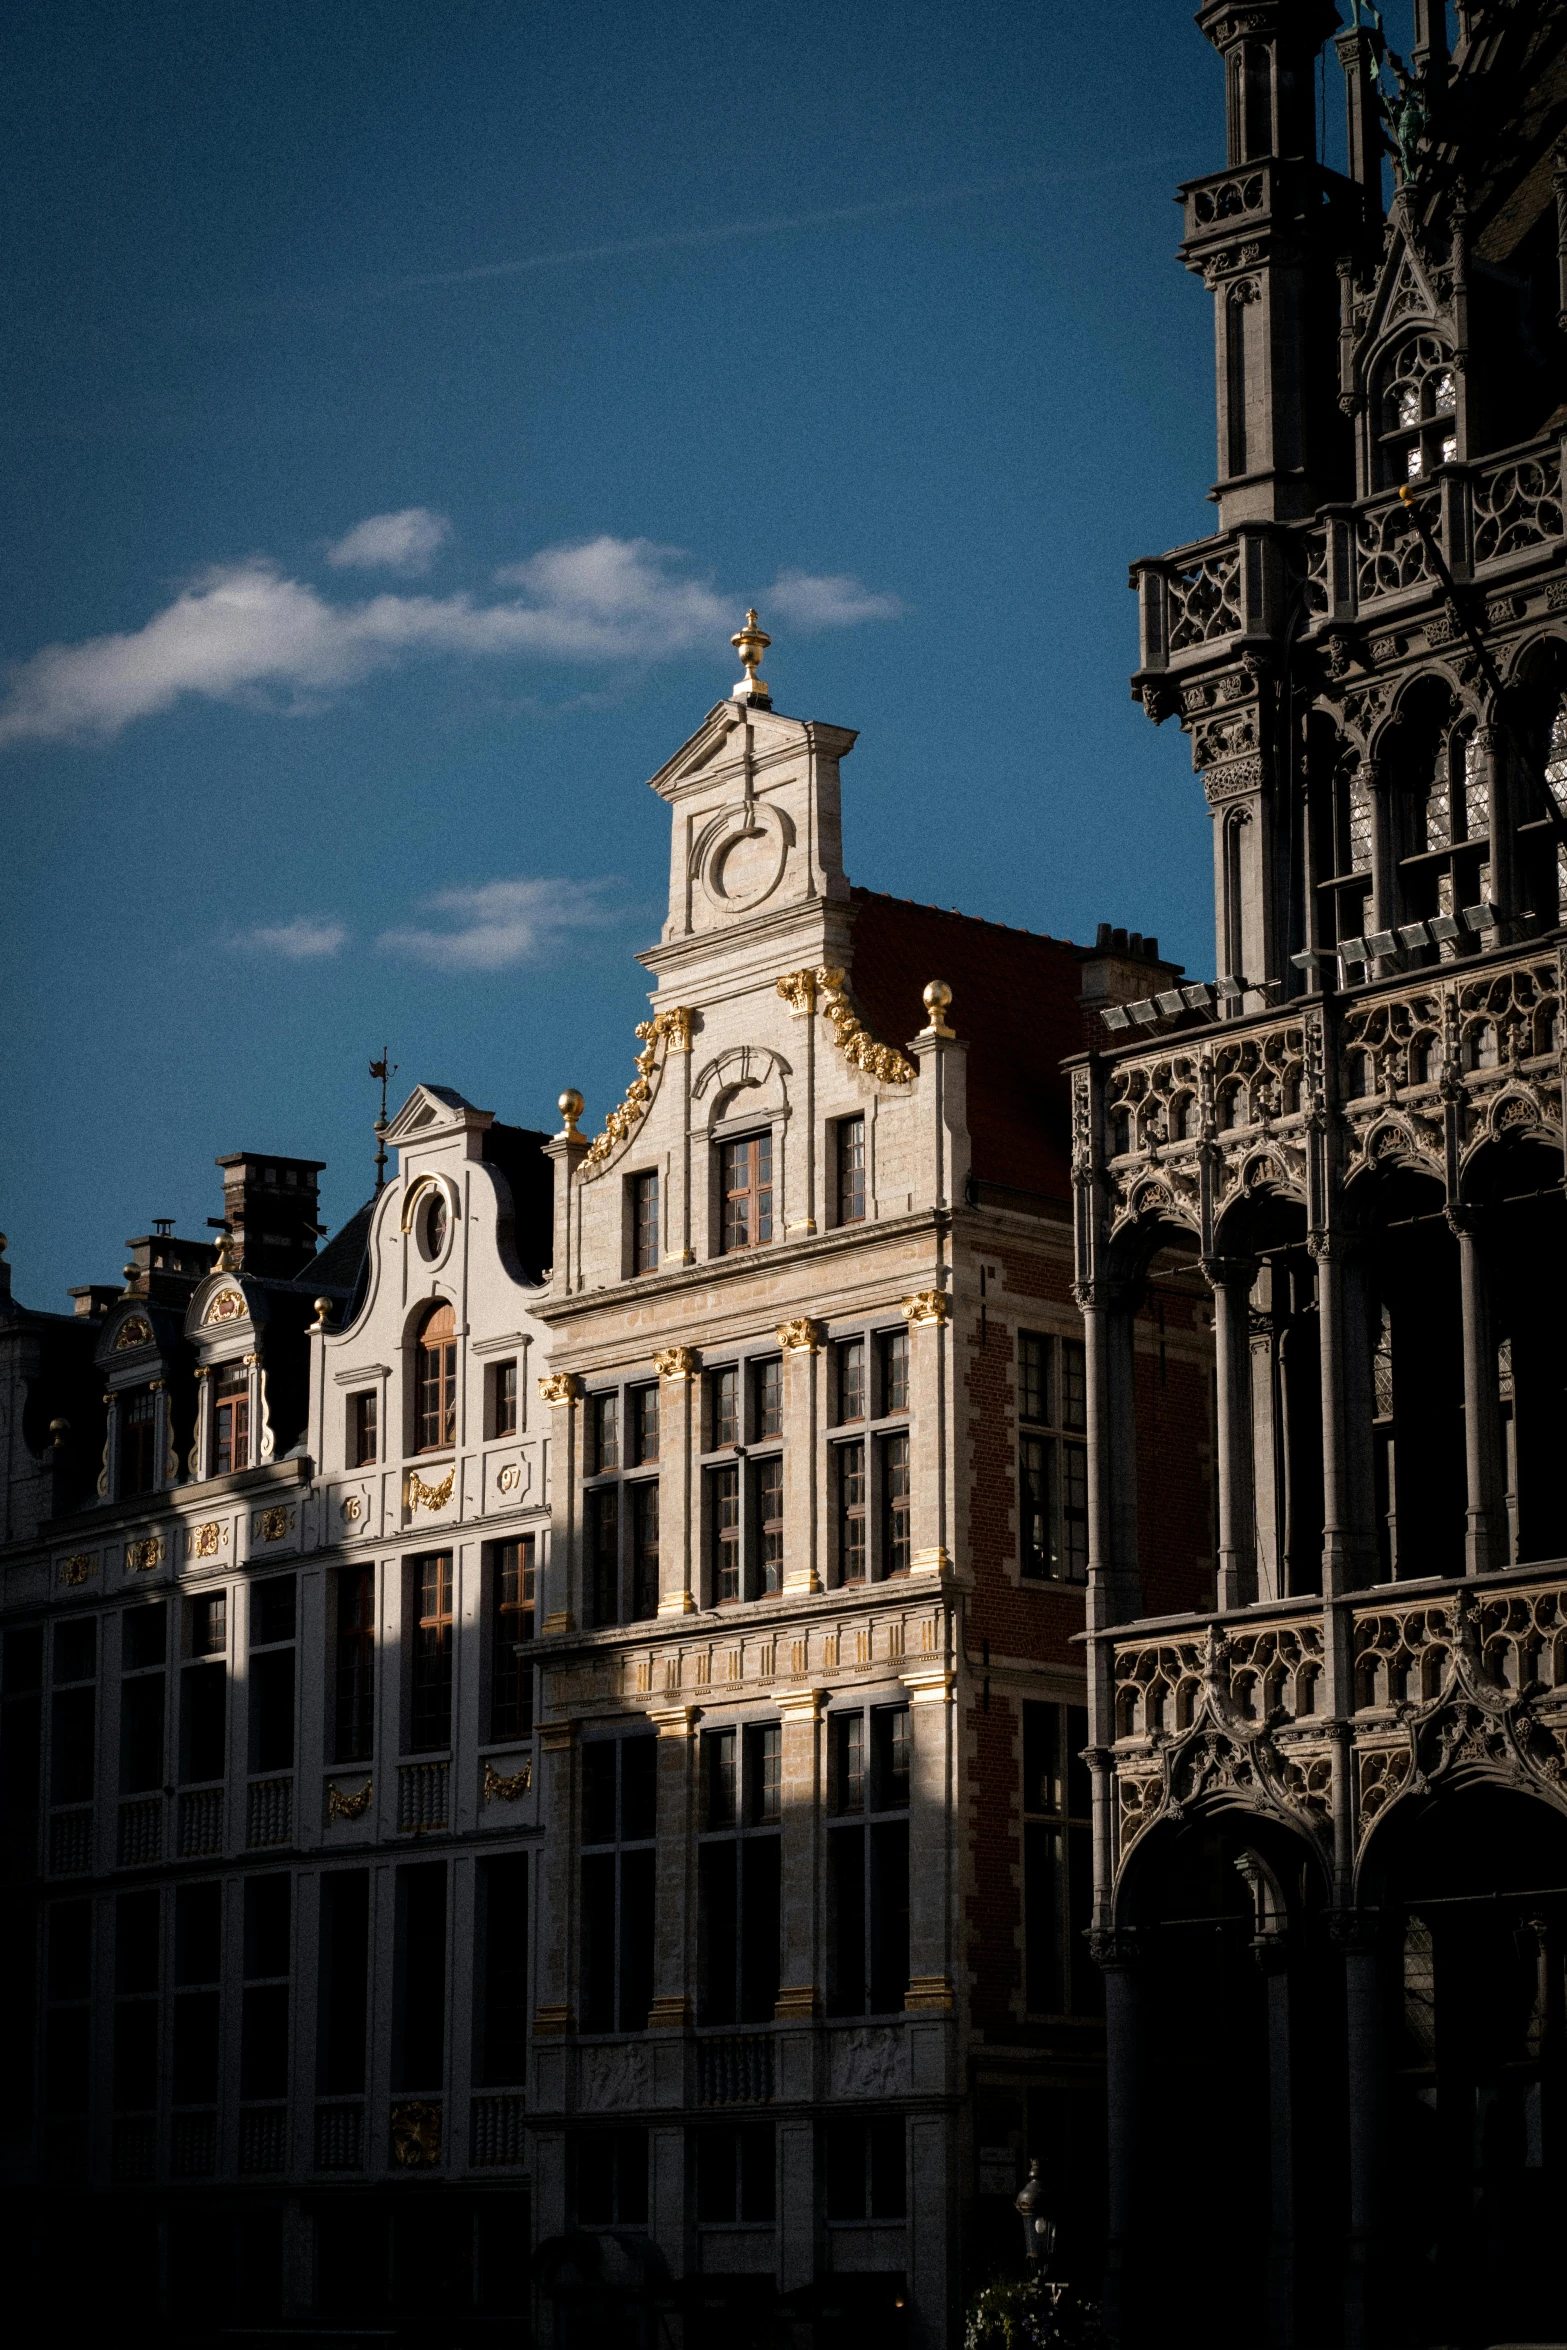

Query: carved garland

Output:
[776, 966, 916, 1086]
[326, 1778, 373, 1822]
[577, 1004, 692, 1175]
[483, 1758, 533, 1802]
[404, 1467, 455, 1514]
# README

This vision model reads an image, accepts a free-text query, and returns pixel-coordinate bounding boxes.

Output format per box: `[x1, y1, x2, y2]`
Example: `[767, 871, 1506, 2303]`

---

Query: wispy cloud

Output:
[236, 914, 349, 959]
[380, 876, 623, 971]
[326, 508, 451, 574]
[0, 535, 899, 748]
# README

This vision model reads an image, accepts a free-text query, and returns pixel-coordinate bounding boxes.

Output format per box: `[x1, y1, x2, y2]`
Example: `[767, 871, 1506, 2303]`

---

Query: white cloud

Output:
[379, 876, 621, 971]
[0, 536, 899, 748]
[236, 915, 349, 959]
[326, 508, 452, 574]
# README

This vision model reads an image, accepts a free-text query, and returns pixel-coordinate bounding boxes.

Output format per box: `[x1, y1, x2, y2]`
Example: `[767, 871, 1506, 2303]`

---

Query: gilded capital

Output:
[653, 1345, 700, 1380]
[537, 1371, 581, 1406]
[901, 1289, 949, 1326]
[776, 1316, 823, 1354]
[776, 968, 817, 1016]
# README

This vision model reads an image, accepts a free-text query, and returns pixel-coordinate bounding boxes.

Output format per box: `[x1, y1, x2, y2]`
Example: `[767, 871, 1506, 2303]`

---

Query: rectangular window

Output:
[882, 1433, 911, 1576]
[836, 1339, 865, 1425]
[476, 1855, 529, 2086]
[1023, 1701, 1098, 2017]
[189, 1593, 226, 1657]
[249, 1576, 296, 1773]
[631, 1384, 660, 1465]
[587, 1486, 620, 1629]
[574, 2127, 648, 2227]
[720, 1133, 772, 1253]
[490, 1361, 518, 1439]
[180, 1655, 226, 1786]
[632, 1171, 660, 1275]
[1019, 1332, 1051, 1427]
[698, 1727, 781, 2026]
[392, 1860, 447, 2091]
[710, 1466, 741, 1603]
[122, 1388, 158, 1496]
[752, 1356, 782, 1442]
[1019, 1334, 1088, 1582]
[695, 2120, 777, 2222]
[706, 1727, 738, 1828]
[490, 1538, 535, 1742]
[709, 1366, 739, 1449]
[409, 1554, 453, 1753]
[757, 1455, 784, 1595]
[749, 1723, 782, 1825]
[828, 1707, 910, 2016]
[213, 1363, 249, 1477]
[415, 1313, 457, 1453]
[837, 1114, 866, 1225]
[317, 1869, 369, 2094]
[117, 1669, 164, 1794]
[590, 1391, 620, 1475]
[579, 1738, 656, 2033]
[114, 1890, 160, 2111]
[879, 1328, 909, 1416]
[631, 1483, 660, 1622]
[172, 1987, 219, 2107]
[333, 1566, 375, 1765]
[826, 2117, 907, 2220]
[837, 1442, 866, 1585]
[349, 1388, 378, 1466]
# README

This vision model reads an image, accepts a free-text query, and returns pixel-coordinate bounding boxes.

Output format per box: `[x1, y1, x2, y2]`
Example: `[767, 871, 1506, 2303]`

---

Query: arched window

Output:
[1377, 332, 1457, 485]
[415, 1300, 457, 1452]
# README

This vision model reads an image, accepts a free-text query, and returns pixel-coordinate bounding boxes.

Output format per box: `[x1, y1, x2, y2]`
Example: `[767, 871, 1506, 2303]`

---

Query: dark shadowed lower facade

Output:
[1081, 6, 1567, 2348]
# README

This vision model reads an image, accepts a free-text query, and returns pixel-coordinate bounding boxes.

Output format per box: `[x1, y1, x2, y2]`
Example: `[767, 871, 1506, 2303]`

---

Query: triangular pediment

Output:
[384, 1083, 493, 1146]
[645, 702, 748, 799]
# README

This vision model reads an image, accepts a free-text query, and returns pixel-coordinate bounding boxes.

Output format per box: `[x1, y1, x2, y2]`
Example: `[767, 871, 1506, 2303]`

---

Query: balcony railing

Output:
[117, 1796, 163, 1867]
[471, 2092, 528, 2167]
[314, 2099, 364, 2173]
[1132, 431, 1567, 675]
[246, 1775, 293, 1848]
[698, 2033, 775, 2107]
[239, 2104, 288, 2176]
[397, 1760, 449, 1834]
[48, 1808, 93, 1876]
[178, 1786, 225, 1858]
[171, 2111, 217, 2178]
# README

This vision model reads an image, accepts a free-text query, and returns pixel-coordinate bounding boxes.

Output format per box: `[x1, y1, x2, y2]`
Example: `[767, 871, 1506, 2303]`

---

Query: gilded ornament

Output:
[537, 1372, 580, 1406]
[497, 1462, 522, 1493]
[730, 606, 771, 701]
[776, 1317, 822, 1354]
[204, 1289, 246, 1324]
[59, 1553, 97, 1587]
[483, 1758, 533, 1802]
[653, 1346, 699, 1380]
[113, 1316, 154, 1350]
[775, 968, 817, 1016]
[901, 1289, 949, 1326]
[191, 1521, 224, 1559]
[389, 2101, 442, 2168]
[577, 1004, 692, 1174]
[806, 966, 916, 1086]
[326, 1778, 373, 1822]
[404, 1467, 455, 1514]
[341, 1494, 364, 1522]
[920, 979, 955, 1037]
[125, 1537, 163, 1573]
[254, 1506, 290, 1543]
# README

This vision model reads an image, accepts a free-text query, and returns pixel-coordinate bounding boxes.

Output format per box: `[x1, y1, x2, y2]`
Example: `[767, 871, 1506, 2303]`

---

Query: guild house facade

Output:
[0, 616, 1214, 2346]
[1080, 6, 1567, 2349]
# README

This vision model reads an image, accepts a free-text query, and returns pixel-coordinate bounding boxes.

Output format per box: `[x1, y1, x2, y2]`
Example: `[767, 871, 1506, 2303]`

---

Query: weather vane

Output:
[370, 1049, 398, 1193]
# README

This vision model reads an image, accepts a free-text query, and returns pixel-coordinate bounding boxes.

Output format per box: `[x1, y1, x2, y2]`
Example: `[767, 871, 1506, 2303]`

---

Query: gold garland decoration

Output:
[578, 1004, 692, 1174]
[776, 967, 916, 1086]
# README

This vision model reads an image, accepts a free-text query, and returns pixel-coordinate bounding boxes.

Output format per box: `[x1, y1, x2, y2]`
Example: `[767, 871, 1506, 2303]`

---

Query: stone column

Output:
[1208, 1258, 1258, 1609]
[778, 1319, 823, 1595]
[1095, 1929, 1145, 2349]
[1474, 724, 1511, 922]
[1451, 1206, 1506, 1574]
[773, 1687, 824, 2052]
[1337, 1913, 1385, 2350]
[541, 1098, 590, 1294]
[531, 1722, 577, 2110]
[900, 1661, 955, 2047]
[536, 1374, 581, 1635]
[648, 1706, 697, 2288]
[902, 1289, 952, 1575]
[653, 1349, 698, 1615]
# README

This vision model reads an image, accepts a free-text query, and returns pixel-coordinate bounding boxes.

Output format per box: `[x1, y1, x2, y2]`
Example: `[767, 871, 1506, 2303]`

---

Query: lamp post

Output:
[1014, 2158, 1055, 2269]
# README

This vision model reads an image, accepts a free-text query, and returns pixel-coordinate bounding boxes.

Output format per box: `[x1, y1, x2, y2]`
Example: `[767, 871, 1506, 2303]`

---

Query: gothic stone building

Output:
[1081, 5, 1567, 2347]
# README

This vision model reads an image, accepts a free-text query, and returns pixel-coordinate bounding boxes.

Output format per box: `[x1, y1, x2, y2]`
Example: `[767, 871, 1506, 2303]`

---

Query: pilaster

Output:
[653, 1349, 699, 1614]
[902, 1289, 952, 1576]
[778, 1319, 823, 1594]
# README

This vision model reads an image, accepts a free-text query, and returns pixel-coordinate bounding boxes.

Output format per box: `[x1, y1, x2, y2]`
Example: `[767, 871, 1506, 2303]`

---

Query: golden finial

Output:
[731, 608, 771, 704]
[558, 1088, 584, 1138]
[922, 979, 955, 1038]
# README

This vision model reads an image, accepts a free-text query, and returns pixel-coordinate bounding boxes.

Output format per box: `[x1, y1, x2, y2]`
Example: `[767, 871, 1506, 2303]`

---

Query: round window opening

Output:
[424, 1191, 448, 1259]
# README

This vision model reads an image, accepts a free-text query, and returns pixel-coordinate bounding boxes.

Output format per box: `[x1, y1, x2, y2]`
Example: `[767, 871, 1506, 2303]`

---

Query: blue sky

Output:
[1, 1, 1396, 1306]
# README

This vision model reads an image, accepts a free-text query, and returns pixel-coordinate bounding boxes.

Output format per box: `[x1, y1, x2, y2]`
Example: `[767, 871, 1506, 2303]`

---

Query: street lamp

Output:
[1014, 2158, 1056, 2269]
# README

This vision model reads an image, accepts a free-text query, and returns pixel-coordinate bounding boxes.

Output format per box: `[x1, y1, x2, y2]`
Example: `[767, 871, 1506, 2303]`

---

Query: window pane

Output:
[334, 1567, 375, 1764]
[838, 1443, 866, 1584]
[753, 1356, 782, 1441]
[880, 1328, 909, 1415]
[740, 1836, 781, 2024]
[253, 1577, 295, 1646]
[631, 1483, 660, 1621]
[837, 1115, 866, 1224]
[632, 1383, 660, 1464]
[119, 1674, 165, 1793]
[827, 1825, 866, 2016]
[698, 1839, 738, 2026]
[873, 1706, 910, 1809]
[633, 1172, 660, 1275]
[748, 1722, 782, 1825]
[1019, 1332, 1050, 1426]
[410, 1555, 453, 1751]
[706, 1728, 737, 1828]
[869, 2117, 907, 2218]
[492, 1538, 534, 1742]
[868, 1820, 909, 2011]
[1060, 1339, 1087, 1432]
[588, 1487, 620, 1629]
[832, 1713, 865, 1815]
[493, 1363, 517, 1438]
[591, 1392, 620, 1475]
[883, 1433, 911, 1576]
[1023, 1703, 1064, 1818]
[710, 1368, 739, 1449]
[1020, 1435, 1050, 1579]
[758, 1455, 784, 1594]
[711, 1466, 741, 1602]
[581, 1745, 617, 1845]
[477, 1856, 529, 2086]
[837, 1339, 865, 1424]
[621, 1736, 657, 1842]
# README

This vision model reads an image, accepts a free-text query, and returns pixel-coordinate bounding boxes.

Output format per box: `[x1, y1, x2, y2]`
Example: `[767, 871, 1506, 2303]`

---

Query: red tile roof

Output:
[846, 889, 1088, 1202]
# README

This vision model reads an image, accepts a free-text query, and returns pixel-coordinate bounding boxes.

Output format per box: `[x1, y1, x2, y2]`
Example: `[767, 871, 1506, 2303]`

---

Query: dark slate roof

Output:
[847, 889, 1089, 1203]
[303, 1198, 376, 1292]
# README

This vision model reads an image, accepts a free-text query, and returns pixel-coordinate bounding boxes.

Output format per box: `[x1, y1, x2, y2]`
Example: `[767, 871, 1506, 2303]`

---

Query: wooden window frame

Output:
[489, 1537, 535, 1743]
[408, 1553, 453, 1754]
[414, 1303, 457, 1455]
[631, 1170, 660, 1277]
[719, 1131, 773, 1255]
[836, 1113, 866, 1226]
[349, 1387, 378, 1467]
[213, 1362, 250, 1477]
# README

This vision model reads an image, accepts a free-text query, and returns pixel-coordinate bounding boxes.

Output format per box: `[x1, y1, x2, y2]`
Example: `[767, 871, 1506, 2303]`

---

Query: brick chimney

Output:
[213, 1153, 327, 1279]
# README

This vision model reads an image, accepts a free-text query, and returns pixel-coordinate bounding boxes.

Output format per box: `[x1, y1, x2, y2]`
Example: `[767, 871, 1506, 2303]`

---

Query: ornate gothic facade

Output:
[1083, 5, 1567, 2345]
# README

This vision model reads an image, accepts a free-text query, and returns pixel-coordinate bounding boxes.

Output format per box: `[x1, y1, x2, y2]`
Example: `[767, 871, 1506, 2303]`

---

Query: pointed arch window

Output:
[414, 1301, 457, 1453]
[1376, 333, 1457, 486]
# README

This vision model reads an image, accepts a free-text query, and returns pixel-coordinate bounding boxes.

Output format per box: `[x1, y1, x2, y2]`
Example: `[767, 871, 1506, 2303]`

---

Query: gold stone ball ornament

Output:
[557, 1088, 584, 1137]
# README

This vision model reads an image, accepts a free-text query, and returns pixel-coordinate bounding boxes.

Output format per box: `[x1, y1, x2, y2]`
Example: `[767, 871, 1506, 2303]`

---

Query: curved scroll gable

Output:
[776, 966, 916, 1087]
[576, 1004, 692, 1180]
